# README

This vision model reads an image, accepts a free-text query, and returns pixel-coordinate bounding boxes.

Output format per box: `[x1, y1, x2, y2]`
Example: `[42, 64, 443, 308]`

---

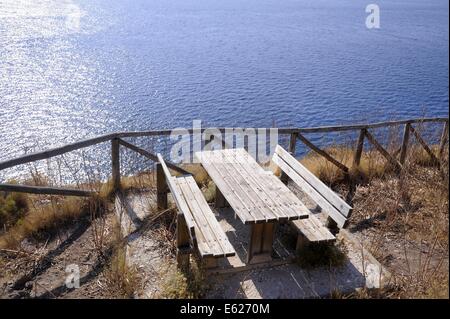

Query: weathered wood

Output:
[112, 117, 449, 137]
[409, 125, 440, 165]
[399, 123, 411, 164]
[296, 132, 349, 173]
[292, 213, 336, 247]
[274, 145, 352, 216]
[176, 213, 191, 272]
[0, 184, 94, 197]
[176, 177, 222, 256]
[0, 133, 116, 171]
[198, 149, 309, 224]
[157, 154, 196, 234]
[364, 129, 402, 170]
[353, 129, 365, 166]
[117, 138, 190, 175]
[247, 222, 275, 264]
[202, 257, 218, 269]
[288, 132, 298, 154]
[196, 152, 256, 224]
[111, 138, 121, 193]
[156, 163, 168, 209]
[280, 132, 298, 183]
[185, 177, 235, 257]
[439, 121, 449, 161]
[273, 154, 347, 228]
[0, 118, 447, 173]
[175, 176, 235, 258]
[294, 117, 448, 133]
[215, 186, 226, 209]
[296, 233, 309, 252]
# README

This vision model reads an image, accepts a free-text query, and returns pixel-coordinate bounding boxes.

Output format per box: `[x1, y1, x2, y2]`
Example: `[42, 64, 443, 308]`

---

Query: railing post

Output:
[156, 163, 168, 209]
[353, 129, 365, 167]
[399, 123, 411, 164]
[439, 121, 449, 161]
[111, 138, 121, 193]
[281, 133, 297, 184]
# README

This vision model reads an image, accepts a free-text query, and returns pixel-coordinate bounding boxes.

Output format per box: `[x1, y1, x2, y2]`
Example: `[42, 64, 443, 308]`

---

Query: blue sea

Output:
[0, 0, 448, 179]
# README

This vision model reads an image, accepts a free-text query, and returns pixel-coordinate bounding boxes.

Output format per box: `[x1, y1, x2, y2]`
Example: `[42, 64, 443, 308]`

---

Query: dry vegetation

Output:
[0, 126, 448, 299]
[296, 140, 448, 299]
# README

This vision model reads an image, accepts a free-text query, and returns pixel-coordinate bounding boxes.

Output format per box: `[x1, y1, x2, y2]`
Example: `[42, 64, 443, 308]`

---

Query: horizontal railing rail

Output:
[0, 117, 448, 196]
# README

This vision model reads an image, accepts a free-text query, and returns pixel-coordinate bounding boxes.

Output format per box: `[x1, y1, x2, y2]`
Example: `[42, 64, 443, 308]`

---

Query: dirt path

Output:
[1, 213, 116, 299]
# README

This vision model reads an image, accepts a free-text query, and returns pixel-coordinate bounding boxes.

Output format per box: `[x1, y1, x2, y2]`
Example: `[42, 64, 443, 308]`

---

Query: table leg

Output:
[215, 186, 229, 208]
[247, 222, 276, 264]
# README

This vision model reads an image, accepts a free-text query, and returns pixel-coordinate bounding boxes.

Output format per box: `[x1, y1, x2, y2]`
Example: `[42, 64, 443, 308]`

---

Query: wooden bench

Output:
[156, 154, 236, 269]
[271, 145, 353, 250]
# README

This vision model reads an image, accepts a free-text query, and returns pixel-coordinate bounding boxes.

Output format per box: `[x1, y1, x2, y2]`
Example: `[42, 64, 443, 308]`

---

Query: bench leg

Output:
[295, 233, 310, 253]
[156, 163, 168, 210]
[325, 216, 339, 235]
[176, 213, 190, 273]
[247, 222, 275, 264]
[202, 257, 218, 269]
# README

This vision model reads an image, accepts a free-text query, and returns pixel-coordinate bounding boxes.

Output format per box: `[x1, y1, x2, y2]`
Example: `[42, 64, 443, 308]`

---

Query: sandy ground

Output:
[117, 190, 388, 299]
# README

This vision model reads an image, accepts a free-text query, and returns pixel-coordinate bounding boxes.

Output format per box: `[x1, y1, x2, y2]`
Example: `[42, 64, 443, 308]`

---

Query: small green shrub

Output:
[0, 192, 28, 229]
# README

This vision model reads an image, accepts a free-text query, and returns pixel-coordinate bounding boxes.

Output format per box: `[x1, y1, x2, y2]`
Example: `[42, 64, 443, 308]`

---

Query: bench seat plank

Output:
[175, 176, 236, 258]
[292, 213, 336, 243]
[275, 145, 352, 216]
[272, 152, 347, 228]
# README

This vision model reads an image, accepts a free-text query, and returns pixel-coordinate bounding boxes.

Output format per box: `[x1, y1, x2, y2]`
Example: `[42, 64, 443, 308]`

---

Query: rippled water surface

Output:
[0, 0, 448, 166]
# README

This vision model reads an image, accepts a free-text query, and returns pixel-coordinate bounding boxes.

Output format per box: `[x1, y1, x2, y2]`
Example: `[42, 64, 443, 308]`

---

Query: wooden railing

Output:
[0, 117, 448, 197]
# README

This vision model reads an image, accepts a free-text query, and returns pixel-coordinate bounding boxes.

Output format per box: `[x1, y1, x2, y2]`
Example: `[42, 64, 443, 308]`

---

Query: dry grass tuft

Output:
[0, 196, 105, 249]
[104, 219, 139, 298]
[348, 148, 448, 298]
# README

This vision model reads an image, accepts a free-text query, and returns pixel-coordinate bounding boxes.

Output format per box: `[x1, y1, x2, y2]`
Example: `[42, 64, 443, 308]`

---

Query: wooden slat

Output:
[364, 129, 402, 171]
[196, 152, 256, 223]
[218, 162, 275, 222]
[222, 149, 306, 221]
[409, 125, 440, 165]
[296, 132, 349, 173]
[0, 134, 116, 171]
[185, 177, 235, 257]
[156, 154, 196, 234]
[176, 177, 222, 257]
[275, 145, 352, 216]
[208, 150, 283, 222]
[272, 153, 347, 228]
[230, 149, 311, 220]
[292, 213, 336, 243]
[118, 139, 189, 175]
[0, 118, 446, 173]
[0, 184, 94, 197]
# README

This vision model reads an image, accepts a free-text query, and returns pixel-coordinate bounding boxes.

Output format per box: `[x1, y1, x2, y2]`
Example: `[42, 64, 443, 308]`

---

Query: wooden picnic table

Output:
[195, 148, 309, 264]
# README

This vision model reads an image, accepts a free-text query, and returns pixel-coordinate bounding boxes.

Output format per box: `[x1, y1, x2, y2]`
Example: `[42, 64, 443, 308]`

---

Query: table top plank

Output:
[221, 149, 310, 220]
[217, 151, 290, 221]
[196, 148, 309, 224]
[199, 153, 256, 223]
